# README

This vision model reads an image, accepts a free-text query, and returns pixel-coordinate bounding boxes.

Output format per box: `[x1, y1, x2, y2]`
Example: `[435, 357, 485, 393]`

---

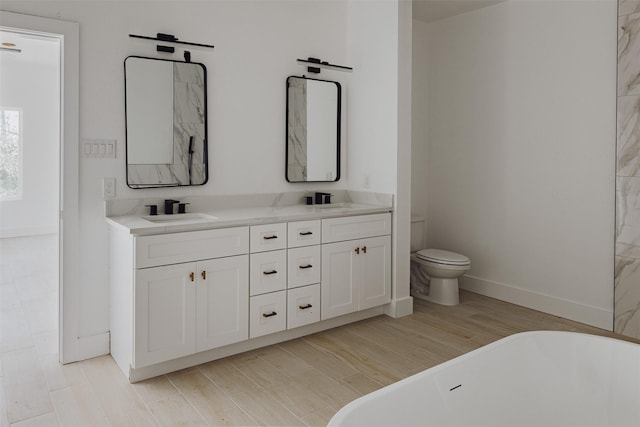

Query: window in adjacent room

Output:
[0, 107, 22, 200]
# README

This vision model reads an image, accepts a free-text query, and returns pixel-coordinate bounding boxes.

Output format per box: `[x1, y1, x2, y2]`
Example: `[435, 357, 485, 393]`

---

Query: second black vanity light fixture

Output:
[297, 57, 353, 74]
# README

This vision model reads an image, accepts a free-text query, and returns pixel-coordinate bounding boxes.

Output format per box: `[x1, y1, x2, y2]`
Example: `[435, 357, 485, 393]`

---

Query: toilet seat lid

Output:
[416, 249, 470, 266]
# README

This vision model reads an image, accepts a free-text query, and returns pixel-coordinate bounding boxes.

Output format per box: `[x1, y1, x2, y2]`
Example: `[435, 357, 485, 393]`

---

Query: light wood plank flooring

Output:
[2, 235, 638, 426]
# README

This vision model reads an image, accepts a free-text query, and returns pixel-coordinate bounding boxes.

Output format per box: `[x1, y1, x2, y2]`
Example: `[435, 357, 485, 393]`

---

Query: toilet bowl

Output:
[411, 249, 470, 306]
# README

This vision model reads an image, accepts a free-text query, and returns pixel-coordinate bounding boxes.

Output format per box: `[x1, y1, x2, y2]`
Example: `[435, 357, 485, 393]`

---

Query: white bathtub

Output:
[328, 331, 640, 427]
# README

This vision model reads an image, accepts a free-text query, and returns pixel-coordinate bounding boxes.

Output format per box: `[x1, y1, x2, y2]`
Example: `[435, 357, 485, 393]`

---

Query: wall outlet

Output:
[103, 177, 116, 198]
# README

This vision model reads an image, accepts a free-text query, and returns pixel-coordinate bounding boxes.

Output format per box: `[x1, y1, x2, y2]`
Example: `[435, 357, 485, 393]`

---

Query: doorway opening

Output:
[0, 29, 61, 363]
[0, 9, 81, 370]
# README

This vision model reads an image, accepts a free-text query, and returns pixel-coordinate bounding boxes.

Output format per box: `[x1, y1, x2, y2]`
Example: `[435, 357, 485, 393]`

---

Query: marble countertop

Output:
[106, 202, 392, 236]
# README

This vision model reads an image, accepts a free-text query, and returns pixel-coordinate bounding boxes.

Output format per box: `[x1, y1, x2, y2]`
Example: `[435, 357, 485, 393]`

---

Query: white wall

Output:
[412, 0, 617, 328]
[0, 35, 59, 237]
[346, 0, 398, 195]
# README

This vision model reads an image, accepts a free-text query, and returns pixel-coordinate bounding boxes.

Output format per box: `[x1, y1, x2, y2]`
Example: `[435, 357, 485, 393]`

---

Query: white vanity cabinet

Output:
[110, 226, 249, 372]
[109, 207, 393, 382]
[321, 213, 392, 320]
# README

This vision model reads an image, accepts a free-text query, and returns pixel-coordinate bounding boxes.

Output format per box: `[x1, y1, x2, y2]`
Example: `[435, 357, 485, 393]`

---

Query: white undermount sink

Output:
[142, 213, 218, 224]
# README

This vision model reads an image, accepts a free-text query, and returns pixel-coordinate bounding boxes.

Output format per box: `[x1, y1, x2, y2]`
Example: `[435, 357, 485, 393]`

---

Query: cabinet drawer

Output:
[287, 220, 321, 248]
[250, 223, 287, 253]
[250, 291, 286, 338]
[249, 250, 287, 296]
[135, 227, 249, 269]
[322, 213, 391, 244]
[287, 284, 320, 329]
[287, 246, 320, 289]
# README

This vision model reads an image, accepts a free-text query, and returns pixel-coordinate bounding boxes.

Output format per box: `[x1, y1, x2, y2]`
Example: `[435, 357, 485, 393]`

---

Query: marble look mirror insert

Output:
[125, 56, 208, 188]
[286, 76, 341, 183]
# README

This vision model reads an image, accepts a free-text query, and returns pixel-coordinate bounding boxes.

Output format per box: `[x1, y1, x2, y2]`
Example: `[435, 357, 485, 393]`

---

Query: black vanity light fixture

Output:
[129, 33, 214, 59]
[297, 57, 353, 74]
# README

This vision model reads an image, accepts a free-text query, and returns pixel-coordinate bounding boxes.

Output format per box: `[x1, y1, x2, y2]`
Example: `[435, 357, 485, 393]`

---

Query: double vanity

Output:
[106, 191, 393, 381]
[115, 52, 387, 381]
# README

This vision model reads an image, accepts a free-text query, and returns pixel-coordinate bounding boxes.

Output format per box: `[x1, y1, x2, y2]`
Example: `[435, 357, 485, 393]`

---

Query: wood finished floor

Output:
[2, 235, 638, 426]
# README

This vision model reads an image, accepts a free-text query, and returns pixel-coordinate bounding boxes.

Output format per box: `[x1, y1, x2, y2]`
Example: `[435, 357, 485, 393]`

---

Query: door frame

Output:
[0, 11, 80, 364]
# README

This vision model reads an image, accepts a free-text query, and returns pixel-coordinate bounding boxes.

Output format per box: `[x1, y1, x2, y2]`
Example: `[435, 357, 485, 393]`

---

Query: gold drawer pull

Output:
[299, 304, 313, 310]
[262, 311, 277, 318]
[362, 246, 367, 254]
[263, 235, 278, 240]
[189, 272, 195, 282]
[299, 231, 313, 236]
[299, 264, 313, 269]
[355, 247, 360, 254]
[263, 270, 278, 275]
[201, 271, 206, 280]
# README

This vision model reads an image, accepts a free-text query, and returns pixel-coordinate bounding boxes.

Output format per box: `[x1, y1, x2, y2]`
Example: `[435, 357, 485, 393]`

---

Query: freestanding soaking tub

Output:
[328, 331, 640, 427]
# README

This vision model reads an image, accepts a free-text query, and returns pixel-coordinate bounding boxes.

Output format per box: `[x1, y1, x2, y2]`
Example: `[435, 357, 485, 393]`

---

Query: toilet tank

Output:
[411, 216, 425, 252]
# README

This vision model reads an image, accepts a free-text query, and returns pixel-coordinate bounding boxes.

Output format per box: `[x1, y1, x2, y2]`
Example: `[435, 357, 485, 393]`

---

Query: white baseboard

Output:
[76, 332, 110, 361]
[0, 225, 58, 238]
[460, 275, 613, 331]
[384, 296, 414, 318]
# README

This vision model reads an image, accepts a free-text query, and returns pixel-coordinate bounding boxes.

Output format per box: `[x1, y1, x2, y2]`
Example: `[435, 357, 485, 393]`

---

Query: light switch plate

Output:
[83, 139, 117, 159]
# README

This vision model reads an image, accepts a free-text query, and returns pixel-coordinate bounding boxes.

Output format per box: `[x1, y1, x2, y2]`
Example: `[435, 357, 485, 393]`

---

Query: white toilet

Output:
[410, 217, 470, 306]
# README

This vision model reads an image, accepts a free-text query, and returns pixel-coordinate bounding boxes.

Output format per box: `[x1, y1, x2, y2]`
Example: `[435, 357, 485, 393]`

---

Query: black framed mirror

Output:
[286, 76, 341, 182]
[125, 56, 208, 188]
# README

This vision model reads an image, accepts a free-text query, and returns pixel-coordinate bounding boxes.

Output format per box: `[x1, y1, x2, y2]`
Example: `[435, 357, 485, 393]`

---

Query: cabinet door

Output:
[359, 235, 391, 311]
[134, 263, 196, 368]
[196, 255, 249, 352]
[321, 240, 359, 320]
